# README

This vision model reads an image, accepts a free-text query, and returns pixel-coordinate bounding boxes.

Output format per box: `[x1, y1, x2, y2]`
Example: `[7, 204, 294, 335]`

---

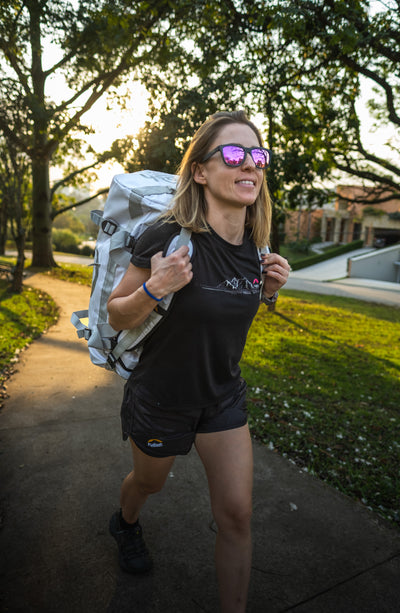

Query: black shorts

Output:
[120, 379, 248, 458]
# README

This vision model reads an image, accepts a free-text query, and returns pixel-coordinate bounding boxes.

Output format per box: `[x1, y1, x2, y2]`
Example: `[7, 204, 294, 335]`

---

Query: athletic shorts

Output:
[120, 379, 248, 458]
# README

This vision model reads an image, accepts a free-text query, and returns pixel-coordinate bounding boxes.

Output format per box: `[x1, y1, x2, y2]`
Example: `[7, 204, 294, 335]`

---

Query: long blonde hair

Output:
[165, 110, 272, 248]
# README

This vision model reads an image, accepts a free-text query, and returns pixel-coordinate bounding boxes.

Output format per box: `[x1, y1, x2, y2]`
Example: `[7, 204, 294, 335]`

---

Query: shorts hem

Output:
[196, 416, 248, 435]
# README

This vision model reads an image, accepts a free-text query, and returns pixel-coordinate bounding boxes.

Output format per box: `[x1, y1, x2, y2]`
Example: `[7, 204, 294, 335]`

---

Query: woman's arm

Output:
[107, 245, 193, 331]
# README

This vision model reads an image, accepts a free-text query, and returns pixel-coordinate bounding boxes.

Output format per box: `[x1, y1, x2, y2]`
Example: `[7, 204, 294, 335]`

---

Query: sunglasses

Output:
[202, 143, 272, 169]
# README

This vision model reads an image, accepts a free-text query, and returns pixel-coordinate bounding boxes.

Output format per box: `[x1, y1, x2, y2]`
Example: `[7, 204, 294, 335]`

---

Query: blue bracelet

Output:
[143, 282, 163, 302]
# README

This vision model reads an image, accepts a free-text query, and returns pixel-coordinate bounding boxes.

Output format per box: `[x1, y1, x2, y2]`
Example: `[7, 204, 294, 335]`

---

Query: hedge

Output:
[290, 240, 364, 270]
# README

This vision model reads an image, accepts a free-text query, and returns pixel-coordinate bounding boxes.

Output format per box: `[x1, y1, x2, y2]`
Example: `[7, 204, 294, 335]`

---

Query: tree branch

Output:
[334, 160, 400, 192]
[0, 40, 31, 96]
[342, 56, 400, 126]
[42, 48, 77, 79]
[50, 158, 108, 196]
[51, 188, 109, 219]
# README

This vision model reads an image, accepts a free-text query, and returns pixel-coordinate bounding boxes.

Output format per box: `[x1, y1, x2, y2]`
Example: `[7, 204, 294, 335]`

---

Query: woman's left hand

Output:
[261, 253, 290, 297]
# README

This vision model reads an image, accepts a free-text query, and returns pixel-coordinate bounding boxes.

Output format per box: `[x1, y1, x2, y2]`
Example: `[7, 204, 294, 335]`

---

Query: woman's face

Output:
[194, 122, 264, 212]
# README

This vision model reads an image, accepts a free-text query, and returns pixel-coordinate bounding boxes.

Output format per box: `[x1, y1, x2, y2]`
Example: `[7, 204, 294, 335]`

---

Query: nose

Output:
[241, 150, 256, 170]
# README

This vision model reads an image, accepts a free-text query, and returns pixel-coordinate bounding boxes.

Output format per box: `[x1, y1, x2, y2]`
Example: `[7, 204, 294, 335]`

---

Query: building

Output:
[321, 186, 400, 247]
[283, 208, 324, 244]
[284, 186, 400, 247]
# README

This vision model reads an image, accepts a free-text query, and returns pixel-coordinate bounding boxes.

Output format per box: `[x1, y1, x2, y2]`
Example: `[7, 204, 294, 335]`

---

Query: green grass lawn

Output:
[1, 262, 399, 528]
[242, 289, 400, 528]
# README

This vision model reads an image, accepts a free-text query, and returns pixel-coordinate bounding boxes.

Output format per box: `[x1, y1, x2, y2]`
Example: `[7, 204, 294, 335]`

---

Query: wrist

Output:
[261, 291, 279, 305]
[142, 281, 163, 302]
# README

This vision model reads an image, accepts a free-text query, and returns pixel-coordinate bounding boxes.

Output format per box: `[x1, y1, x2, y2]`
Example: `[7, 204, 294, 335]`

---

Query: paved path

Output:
[284, 249, 400, 307]
[0, 273, 399, 612]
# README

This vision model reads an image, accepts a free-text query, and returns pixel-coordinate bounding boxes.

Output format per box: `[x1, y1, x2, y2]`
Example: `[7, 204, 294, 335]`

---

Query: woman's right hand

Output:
[146, 245, 193, 299]
[107, 246, 192, 331]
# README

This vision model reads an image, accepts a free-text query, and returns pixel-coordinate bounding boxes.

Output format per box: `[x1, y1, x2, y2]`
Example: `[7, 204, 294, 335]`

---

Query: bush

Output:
[79, 244, 94, 257]
[287, 238, 312, 254]
[52, 229, 80, 254]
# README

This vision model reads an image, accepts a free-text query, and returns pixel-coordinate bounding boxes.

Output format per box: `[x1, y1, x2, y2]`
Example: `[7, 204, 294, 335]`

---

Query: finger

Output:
[173, 245, 190, 256]
[151, 250, 163, 263]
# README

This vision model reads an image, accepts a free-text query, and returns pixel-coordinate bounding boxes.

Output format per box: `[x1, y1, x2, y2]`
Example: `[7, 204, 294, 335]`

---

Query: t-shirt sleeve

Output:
[131, 221, 180, 269]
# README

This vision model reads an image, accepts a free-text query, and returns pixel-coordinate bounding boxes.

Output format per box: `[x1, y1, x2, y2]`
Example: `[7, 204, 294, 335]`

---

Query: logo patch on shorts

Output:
[147, 438, 164, 448]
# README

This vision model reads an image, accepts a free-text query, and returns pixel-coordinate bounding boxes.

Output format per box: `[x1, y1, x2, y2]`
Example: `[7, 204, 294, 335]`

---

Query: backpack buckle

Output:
[101, 218, 118, 235]
[126, 235, 136, 252]
[107, 352, 118, 369]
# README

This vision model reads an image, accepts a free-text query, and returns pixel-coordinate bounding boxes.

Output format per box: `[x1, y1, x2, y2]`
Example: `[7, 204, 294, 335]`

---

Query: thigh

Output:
[195, 425, 253, 516]
[129, 437, 176, 492]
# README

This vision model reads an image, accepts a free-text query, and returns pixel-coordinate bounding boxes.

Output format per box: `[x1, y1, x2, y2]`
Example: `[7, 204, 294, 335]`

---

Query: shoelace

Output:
[120, 527, 147, 556]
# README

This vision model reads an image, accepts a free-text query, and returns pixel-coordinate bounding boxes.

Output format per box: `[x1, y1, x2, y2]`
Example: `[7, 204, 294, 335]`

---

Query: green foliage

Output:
[267, 0, 400, 195]
[50, 230, 94, 257]
[363, 206, 385, 218]
[52, 229, 81, 254]
[286, 239, 312, 254]
[53, 210, 86, 234]
[2, 0, 245, 266]
[242, 291, 400, 526]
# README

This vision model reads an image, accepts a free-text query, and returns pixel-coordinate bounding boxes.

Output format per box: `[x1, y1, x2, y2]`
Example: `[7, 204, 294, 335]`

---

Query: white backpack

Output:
[71, 170, 192, 379]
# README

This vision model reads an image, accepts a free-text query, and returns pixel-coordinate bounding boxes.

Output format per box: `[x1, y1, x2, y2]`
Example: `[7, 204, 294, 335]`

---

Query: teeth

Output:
[238, 180, 254, 185]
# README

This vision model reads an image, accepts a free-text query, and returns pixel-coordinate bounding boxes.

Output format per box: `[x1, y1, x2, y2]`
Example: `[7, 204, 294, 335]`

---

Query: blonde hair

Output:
[165, 110, 272, 249]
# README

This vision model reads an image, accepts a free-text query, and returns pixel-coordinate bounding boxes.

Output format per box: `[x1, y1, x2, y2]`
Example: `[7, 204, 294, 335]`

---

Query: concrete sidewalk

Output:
[0, 274, 399, 613]
[284, 249, 400, 307]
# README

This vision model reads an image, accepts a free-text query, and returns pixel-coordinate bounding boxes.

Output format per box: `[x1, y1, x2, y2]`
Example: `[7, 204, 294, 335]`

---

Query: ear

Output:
[192, 161, 207, 185]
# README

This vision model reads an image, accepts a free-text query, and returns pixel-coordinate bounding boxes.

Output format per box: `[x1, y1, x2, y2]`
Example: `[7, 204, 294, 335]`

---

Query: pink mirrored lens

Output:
[222, 146, 245, 166]
[251, 149, 267, 168]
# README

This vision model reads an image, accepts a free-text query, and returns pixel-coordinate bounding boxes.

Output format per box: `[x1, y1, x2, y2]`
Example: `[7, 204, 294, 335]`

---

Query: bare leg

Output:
[195, 425, 253, 613]
[120, 438, 175, 523]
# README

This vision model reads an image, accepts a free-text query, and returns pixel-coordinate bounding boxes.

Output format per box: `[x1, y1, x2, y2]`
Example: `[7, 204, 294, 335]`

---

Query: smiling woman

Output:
[106, 110, 290, 613]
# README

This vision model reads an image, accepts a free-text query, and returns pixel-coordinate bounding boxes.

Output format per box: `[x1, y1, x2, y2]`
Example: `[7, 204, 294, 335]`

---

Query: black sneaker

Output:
[109, 511, 153, 573]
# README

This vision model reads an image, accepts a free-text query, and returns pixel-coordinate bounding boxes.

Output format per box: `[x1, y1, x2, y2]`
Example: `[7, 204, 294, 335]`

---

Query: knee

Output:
[135, 476, 165, 497]
[129, 471, 166, 496]
[213, 498, 253, 536]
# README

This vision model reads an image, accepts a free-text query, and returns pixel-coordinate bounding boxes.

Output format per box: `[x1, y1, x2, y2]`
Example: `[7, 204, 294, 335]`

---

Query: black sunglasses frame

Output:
[201, 143, 272, 169]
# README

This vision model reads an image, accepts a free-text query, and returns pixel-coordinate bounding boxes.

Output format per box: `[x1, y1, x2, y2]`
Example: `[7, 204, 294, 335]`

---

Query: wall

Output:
[284, 209, 323, 243]
[348, 244, 400, 282]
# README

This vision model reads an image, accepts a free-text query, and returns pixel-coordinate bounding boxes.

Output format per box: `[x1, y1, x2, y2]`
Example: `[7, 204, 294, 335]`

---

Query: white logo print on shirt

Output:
[202, 276, 260, 295]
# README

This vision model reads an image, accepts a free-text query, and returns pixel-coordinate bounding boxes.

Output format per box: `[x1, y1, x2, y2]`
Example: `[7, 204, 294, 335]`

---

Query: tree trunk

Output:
[29, 2, 57, 269]
[31, 156, 57, 268]
[0, 196, 7, 255]
[270, 216, 280, 255]
[267, 218, 281, 312]
[10, 229, 25, 293]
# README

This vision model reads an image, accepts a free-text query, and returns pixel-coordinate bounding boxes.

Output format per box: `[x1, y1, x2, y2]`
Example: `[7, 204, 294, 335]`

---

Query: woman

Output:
[107, 110, 290, 612]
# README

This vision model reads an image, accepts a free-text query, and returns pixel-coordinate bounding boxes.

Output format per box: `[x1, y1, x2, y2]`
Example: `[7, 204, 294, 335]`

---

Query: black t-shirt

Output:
[130, 221, 261, 408]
